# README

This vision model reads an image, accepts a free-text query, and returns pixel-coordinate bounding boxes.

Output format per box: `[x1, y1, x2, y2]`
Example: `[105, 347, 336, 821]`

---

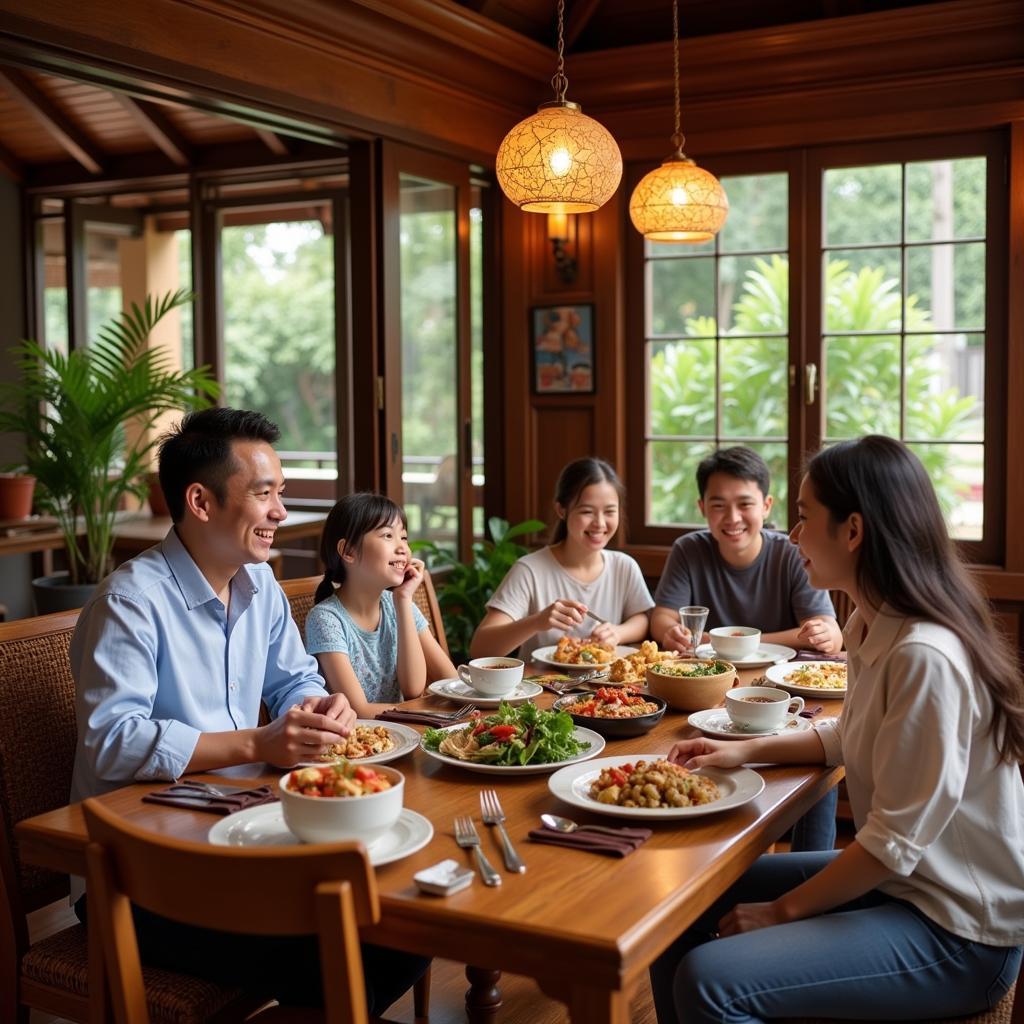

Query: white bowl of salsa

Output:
[279, 761, 404, 845]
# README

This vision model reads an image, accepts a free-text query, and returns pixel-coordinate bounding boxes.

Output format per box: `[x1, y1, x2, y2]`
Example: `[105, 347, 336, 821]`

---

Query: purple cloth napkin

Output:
[799, 704, 825, 720]
[793, 649, 848, 663]
[377, 709, 470, 728]
[143, 784, 278, 815]
[527, 825, 652, 857]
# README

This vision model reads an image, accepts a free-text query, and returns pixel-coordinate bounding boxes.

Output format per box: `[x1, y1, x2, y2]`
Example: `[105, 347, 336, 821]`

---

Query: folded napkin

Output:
[798, 704, 825, 720]
[527, 825, 652, 857]
[793, 649, 848, 663]
[377, 709, 470, 728]
[143, 784, 278, 815]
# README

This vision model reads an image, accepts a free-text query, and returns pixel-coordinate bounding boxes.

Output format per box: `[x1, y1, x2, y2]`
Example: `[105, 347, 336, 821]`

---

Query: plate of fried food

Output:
[603, 639, 683, 686]
[297, 721, 420, 767]
[765, 661, 848, 698]
[548, 755, 765, 819]
[532, 636, 637, 672]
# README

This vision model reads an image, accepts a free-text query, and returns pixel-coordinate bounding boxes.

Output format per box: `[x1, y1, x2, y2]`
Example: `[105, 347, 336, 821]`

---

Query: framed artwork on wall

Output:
[530, 304, 595, 394]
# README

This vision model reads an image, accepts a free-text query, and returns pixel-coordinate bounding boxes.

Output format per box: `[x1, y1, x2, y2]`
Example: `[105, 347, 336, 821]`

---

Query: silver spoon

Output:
[540, 813, 640, 837]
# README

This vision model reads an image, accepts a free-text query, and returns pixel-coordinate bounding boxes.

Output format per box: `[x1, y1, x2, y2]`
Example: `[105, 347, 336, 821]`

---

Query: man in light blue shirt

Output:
[70, 407, 426, 1015]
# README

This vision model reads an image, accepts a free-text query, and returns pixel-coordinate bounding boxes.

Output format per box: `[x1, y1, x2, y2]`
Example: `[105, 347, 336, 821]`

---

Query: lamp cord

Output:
[671, 0, 686, 154]
[551, 0, 568, 102]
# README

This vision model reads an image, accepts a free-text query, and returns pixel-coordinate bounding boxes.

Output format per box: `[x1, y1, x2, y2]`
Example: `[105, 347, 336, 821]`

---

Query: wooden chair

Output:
[0, 609, 258, 1024]
[281, 570, 449, 657]
[828, 589, 855, 630]
[83, 797, 383, 1024]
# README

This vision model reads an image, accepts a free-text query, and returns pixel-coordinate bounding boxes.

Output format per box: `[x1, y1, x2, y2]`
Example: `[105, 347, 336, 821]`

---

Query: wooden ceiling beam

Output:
[254, 128, 290, 156]
[0, 65, 104, 173]
[565, 0, 601, 48]
[111, 92, 191, 167]
[0, 136, 23, 181]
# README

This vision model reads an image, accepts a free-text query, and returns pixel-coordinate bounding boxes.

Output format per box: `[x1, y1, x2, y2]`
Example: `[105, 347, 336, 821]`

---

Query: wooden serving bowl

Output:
[645, 660, 737, 712]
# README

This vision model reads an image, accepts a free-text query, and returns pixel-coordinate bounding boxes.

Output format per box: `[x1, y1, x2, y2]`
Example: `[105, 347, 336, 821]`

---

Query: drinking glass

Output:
[678, 606, 710, 656]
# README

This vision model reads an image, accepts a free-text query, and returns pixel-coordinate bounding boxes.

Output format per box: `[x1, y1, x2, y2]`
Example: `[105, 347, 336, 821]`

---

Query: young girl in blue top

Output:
[305, 493, 457, 718]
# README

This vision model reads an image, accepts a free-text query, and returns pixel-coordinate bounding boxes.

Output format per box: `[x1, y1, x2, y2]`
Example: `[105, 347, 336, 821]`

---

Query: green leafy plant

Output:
[0, 289, 219, 584]
[413, 516, 546, 661]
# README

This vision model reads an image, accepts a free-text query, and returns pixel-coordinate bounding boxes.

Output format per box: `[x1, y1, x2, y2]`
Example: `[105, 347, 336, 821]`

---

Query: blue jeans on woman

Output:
[650, 852, 1021, 1024]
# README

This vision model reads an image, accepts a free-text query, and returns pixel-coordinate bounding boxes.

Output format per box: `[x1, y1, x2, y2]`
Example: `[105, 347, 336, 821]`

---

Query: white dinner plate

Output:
[295, 720, 420, 768]
[208, 805, 433, 865]
[764, 661, 848, 698]
[531, 644, 637, 672]
[420, 722, 605, 775]
[548, 756, 765, 820]
[687, 708, 813, 740]
[427, 677, 543, 707]
[693, 643, 796, 668]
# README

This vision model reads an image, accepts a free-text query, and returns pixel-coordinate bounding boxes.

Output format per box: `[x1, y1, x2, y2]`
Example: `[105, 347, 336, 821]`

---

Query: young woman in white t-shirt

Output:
[649, 436, 1024, 1023]
[470, 457, 653, 663]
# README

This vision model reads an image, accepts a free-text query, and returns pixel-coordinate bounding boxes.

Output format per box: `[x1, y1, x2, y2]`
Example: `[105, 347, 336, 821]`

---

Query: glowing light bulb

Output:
[670, 187, 689, 206]
[549, 147, 572, 177]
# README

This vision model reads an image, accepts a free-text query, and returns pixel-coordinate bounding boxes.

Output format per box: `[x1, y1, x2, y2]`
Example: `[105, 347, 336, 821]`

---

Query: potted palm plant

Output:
[0, 289, 219, 612]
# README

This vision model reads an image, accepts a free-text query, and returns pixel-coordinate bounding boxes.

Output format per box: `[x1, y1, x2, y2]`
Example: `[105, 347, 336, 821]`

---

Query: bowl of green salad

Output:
[645, 659, 736, 712]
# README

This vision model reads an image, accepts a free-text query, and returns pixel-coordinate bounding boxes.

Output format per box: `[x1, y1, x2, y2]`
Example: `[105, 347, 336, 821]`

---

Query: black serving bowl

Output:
[552, 693, 668, 738]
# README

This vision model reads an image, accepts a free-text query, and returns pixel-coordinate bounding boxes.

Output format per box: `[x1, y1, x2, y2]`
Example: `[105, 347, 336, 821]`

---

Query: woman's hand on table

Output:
[667, 737, 754, 770]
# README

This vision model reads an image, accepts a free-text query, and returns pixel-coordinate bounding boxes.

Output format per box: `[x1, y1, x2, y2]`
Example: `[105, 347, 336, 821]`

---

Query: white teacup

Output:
[457, 657, 525, 697]
[725, 686, 804, 732]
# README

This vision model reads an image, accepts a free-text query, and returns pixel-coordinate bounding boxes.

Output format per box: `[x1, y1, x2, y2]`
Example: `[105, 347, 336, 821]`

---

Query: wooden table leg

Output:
[465, 965, 502, 1023]
[565, 983, 629, 1024]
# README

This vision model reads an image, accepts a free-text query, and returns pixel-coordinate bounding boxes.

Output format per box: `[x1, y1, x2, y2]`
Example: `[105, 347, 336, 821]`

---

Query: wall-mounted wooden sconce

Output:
[547, 212, 577, 285]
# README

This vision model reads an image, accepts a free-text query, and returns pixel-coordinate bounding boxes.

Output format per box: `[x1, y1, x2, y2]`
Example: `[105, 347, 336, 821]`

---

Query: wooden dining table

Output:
[16, 666, 844, 1024]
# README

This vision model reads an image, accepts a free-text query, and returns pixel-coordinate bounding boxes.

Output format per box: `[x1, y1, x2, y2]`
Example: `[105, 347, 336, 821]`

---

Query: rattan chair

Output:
[84, 797, 386, 1024]
[0, 609, 260, 1024]
[281, 571, 449, 656]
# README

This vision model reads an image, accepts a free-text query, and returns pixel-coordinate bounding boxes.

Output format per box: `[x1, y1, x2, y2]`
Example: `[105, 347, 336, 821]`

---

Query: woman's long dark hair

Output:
[315, 493, 408, 603]
[550, 457, 626, 544]
[807, 435, 1024, 762]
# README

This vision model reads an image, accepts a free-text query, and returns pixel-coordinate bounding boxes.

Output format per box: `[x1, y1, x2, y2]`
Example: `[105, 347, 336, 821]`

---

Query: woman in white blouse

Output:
[652, 435, 1024, 1023]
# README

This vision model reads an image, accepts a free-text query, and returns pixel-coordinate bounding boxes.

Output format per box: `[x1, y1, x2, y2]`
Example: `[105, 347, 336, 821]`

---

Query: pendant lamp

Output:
[496, 0, 622, 214]
[629, 0, 728, 242]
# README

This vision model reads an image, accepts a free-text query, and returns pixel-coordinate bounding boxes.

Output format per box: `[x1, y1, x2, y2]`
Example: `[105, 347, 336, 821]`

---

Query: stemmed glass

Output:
[678, 606, 709, 657]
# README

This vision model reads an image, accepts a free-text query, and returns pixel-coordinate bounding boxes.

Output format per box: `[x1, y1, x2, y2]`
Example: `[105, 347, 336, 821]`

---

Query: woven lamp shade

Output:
[496, 103, 623, 214]
[629, 157, 729, 242]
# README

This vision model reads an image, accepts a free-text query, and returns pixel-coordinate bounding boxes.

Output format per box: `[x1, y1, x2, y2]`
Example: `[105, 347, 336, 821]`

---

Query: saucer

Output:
[427, 677, 542, 707]
[208, 805, 433, 865]
[687, 708, 811, 740]
[694, 643, 796, 668]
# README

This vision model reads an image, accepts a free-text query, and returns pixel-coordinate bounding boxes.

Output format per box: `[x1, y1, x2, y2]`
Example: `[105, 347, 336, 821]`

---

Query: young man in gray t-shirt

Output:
[652, 448, 842, 655]
[652, 447, 842, 852]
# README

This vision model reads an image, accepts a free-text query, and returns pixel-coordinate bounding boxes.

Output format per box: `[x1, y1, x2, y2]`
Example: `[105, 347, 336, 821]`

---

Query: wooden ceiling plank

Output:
[111, 92, 191, 166]
[0, 135, 23, 181]
[566, 0, 602, 48]
[254, 127, 290, 156]
[0, 66, 104, 173]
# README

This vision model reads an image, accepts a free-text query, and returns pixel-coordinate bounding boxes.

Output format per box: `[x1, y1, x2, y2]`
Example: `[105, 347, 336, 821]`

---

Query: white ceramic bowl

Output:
[709, 626, 762, 660]
[279, 763, 404, 845]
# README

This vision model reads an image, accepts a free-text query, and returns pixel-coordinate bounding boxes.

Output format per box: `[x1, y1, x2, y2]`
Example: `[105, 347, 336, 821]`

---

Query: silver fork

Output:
[479, 789, 526, 874]
[167, 780, 240, 798]
[453, 816, 501, 886]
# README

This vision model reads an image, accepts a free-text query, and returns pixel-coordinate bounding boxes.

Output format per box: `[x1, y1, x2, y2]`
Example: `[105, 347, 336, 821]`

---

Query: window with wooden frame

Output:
[626, 132, 1007, 565]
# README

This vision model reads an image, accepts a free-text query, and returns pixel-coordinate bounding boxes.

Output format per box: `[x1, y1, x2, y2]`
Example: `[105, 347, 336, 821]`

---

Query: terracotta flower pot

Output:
[0, 473, 36, 520]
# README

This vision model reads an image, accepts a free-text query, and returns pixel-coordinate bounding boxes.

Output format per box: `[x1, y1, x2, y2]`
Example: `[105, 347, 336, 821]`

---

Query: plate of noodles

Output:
[548, 756, 765, 820]
[765, 661, 848, 698]
[295, 721, 419, 767]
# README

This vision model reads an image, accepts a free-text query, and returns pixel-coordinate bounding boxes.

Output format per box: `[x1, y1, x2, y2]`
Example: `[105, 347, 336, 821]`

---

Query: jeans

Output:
[650, 852, 1021, 1024]
[789, 786, 838, 853]
[75, 896, 429, 1015]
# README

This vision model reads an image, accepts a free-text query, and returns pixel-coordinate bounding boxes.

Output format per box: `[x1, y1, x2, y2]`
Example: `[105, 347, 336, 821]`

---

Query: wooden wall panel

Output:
[531, 406, 594, 530]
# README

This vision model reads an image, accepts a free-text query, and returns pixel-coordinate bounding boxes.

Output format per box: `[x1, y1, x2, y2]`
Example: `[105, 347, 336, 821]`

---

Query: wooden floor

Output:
[29, 828, 853, 1024]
